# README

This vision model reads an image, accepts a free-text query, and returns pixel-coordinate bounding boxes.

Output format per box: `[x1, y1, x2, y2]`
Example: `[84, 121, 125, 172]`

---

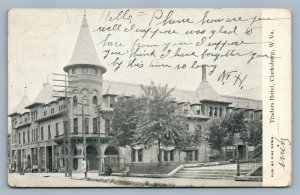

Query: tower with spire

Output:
[63, 11, 106, 171]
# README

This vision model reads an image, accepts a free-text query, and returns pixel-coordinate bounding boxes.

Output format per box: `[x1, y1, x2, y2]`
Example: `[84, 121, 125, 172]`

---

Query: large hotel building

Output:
[9, 14, 262, 173]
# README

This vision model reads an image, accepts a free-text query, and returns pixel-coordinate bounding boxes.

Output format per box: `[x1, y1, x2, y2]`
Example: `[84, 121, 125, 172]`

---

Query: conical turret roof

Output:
[64, 14, 106, 73]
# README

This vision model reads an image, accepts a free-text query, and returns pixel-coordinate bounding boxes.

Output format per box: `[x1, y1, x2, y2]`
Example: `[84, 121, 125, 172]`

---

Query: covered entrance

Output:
[104, 146, 119, 171]
[86, 145, 98, 170]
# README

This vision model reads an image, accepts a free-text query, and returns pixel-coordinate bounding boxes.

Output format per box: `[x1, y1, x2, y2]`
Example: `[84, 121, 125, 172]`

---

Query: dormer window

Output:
[209, 107, 213, 117]
[110, 96, 115, 108]
[214, 107, 218, 117]
[183, 104, 189, 114]
[195, 105, 201, 115]
[43, 106, 47, 116]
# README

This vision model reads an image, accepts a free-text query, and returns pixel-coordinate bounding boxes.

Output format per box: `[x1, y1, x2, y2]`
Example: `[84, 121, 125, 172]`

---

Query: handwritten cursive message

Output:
[92, 9, 285, 90]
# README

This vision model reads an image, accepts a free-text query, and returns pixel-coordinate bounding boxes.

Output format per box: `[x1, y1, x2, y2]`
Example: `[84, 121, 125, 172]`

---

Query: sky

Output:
[8, 9, 262, 114]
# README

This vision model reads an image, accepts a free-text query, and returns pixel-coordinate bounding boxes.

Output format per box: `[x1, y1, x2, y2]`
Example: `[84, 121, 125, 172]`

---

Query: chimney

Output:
[202, 65, 207, 82]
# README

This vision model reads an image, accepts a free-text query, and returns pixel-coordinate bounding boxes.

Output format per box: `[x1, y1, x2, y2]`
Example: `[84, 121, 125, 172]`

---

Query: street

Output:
[8, 172, 262, 187]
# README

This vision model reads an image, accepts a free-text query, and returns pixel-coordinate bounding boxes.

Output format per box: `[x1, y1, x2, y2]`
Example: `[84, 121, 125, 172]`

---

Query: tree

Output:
[246, 119, 262, 158]
[110, 97, 145, 148]
[134, 82, 189, 166]
[246, 119, 262, 147]
[207, 118, 227, 160]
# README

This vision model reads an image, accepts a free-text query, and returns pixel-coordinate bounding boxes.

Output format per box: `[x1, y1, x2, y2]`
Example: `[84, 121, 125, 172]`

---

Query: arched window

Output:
[92, 96, 97, 106]
[219, 107, 223, 117]
[209, 107, 213, 116]
[82, 96, 88, 105]
[73, 96, 77, 106]
[214, 107, 218, 117]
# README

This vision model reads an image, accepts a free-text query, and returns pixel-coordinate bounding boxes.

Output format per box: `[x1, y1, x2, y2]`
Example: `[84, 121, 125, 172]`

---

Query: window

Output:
[41, 127, 44, 141]
[28, 130, 30, 143]
[219, 108, 223, 117]
[105, 119, 110, 135]
[50, 108, 54, 114]
[92, 96, 97, 106]
[82, 96, 88, 105]
[84, 117, 89, 134]
[32, 129, 33, 142]
[170, 150, 175, 161]
[31, 110, 38, 121]
[73, 118, 78, 134]
[250, 112, 254, 119]
[138, 149, 143, 162]
[18, 133, 21, 144]
[56, 123, 59, 136]
[48, 125, 51, 140]
[214, 107, 218, 117]
[196, 105, 201, 115]
[93, 118, 97, 134]
[118, 96, 125, 102]
[194, 150, 199, 161]
[23, 132, 25, 144]
[132, 149, 136, 162]
[209, 107, 213, 117]
[164, 150, 169, 161]
[183, 104, 188, 114]
[109, 96, 115, 108]
[44, 106, 47, 116]
[73, 96, 77, 107]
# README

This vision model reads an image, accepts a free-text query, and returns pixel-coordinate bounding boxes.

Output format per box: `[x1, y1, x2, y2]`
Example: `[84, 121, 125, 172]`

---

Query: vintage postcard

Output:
[7, 8, 291, 187]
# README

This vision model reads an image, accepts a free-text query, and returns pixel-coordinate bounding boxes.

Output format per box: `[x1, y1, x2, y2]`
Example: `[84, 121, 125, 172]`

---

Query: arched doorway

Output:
[72, 145, 78, 170]
[104, 146, 119, 171]
[86, 145, 98, 171]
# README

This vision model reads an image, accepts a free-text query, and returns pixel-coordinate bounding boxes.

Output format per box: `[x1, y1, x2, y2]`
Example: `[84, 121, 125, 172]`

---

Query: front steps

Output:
[173, 166, 251, 180]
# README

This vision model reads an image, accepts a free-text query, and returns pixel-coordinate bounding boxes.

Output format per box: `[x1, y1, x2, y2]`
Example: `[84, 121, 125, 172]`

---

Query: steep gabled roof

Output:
[25, 82, 55, 109]
[9, 95, 31, 116]
[195, 81, 220, 101]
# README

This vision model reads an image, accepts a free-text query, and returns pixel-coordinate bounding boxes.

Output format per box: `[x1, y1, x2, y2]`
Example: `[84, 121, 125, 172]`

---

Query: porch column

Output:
[20, 149, 23, 170]
[52, 145, 55, 173]
[44, 146, 47, 172]
[30, 148, 33, 169]
[37, 147, 40, 166]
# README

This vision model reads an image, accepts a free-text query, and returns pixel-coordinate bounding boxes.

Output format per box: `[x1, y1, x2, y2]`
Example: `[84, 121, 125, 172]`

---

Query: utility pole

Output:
[77, 101, 88, 179]
[95, 105, 102, 176]
[53, 73, 77, 177]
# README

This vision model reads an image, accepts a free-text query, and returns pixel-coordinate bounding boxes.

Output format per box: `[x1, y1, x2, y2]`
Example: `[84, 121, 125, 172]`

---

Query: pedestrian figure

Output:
[105, 166, 112, 176]
[122, 165, 130, 177]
